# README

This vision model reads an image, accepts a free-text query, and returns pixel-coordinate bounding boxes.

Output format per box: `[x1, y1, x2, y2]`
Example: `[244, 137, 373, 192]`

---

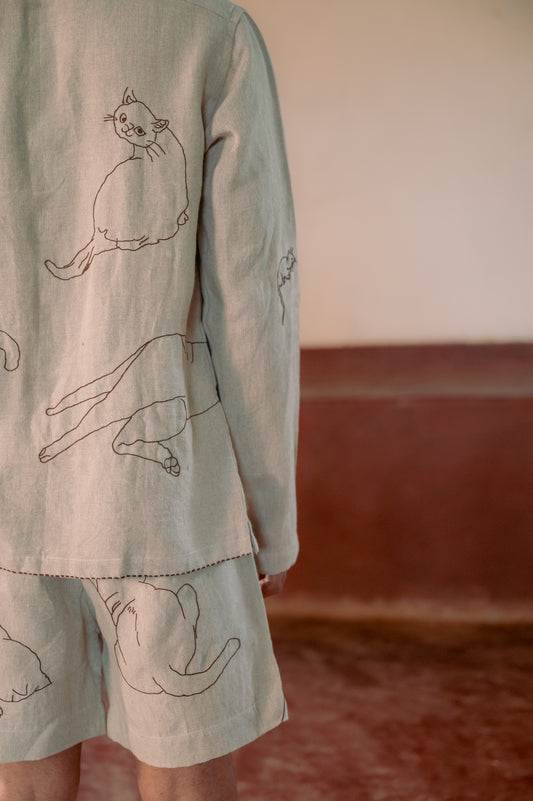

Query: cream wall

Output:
[244, 0, 533, 347]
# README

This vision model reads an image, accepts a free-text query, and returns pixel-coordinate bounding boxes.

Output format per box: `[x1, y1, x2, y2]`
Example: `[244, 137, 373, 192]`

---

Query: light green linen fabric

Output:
[0, 0, 299, 578]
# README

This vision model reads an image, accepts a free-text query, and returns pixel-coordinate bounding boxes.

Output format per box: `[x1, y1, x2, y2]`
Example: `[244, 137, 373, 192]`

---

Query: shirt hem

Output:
[0, 550, 253, 580]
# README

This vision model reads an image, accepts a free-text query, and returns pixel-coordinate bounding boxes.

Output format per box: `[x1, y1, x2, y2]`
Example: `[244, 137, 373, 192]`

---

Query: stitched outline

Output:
[91, 578, 241, 697]
[0, 330, 20, 372]
[0, 551, 253, 581]
[0, 624, 52, 717]
[39, 333, 218, 477]
[44, 88, 189, 281]
[277, 247, 297, 325]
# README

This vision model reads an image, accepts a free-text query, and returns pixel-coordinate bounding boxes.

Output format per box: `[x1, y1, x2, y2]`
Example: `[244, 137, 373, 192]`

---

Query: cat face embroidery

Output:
[44, 88, 189, 281]
[111, 91, 170, 156]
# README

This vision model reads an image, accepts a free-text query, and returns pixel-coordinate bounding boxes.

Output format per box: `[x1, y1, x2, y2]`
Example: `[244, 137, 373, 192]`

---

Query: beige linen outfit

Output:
[0, 0, 298, 766]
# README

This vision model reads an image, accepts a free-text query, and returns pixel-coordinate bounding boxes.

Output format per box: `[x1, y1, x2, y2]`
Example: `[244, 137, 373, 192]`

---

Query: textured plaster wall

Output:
[245, 0, 533, 346]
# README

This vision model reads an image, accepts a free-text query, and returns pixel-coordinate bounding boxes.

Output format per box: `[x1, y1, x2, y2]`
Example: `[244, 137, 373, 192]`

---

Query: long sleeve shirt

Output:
[0, 0, 299, 579]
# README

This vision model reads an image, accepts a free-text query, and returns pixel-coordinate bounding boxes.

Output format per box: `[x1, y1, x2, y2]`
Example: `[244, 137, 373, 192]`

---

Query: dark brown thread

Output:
[0, 624, 51, 718]
[44, 88, 189, 280]
[0, 331, 20, 372]
[0, 552, 252, 581]
[91, 578, 241, 697]
[277, 248, 296, 325]
[39, 333, 218, 477]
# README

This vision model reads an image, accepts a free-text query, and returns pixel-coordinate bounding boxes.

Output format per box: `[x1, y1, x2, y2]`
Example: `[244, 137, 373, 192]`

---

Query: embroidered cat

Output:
[0, 625, 51, 717]
[39, 334, 219, 477]
[0, 330, 20, 372]
[92, 578, 240, 697]
[277, 248, 296, 325]
[45, 88, 189, 280]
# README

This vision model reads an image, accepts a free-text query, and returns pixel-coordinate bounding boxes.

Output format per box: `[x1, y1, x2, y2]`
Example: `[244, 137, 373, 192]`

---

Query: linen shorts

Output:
[0, 555, 287, 768]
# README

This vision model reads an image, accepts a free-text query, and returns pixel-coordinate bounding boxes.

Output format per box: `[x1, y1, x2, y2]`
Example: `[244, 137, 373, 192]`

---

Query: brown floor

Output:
[78, 614, 533, 801]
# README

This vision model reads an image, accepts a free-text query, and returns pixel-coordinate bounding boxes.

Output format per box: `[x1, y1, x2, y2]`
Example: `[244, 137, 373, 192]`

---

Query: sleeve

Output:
[197, 10, 299, 575]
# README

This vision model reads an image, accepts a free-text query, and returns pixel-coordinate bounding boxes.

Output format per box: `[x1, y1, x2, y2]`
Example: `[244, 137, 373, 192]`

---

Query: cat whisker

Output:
[103, 115, 115, 122]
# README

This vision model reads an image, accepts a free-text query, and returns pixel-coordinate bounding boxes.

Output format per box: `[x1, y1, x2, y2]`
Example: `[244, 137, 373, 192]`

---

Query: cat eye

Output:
[135, 127, 146, 136]
[120, 113, 127, 123]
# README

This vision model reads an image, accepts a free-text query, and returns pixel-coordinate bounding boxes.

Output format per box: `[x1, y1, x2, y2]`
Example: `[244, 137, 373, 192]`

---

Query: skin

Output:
[0, 571, 286, 801]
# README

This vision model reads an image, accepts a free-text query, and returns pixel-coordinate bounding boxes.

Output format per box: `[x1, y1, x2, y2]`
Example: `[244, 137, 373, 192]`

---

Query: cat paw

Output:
[39, 447, 52, 464]
[163, 456, 180, 477]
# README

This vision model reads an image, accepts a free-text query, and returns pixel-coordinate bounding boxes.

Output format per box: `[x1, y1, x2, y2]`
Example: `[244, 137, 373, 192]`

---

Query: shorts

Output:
[0, 555, 287, 768]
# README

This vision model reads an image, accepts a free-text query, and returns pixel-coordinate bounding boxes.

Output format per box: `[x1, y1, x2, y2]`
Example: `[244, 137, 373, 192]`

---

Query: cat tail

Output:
[157, 637, 241, 697]
[44, 238, 97, 281]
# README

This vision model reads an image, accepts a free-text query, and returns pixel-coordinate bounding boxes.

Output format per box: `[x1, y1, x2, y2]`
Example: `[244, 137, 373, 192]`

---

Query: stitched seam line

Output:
[184, 0, 236, 23]
[0, 552, 253, 581]
[207, 7, 245, 131]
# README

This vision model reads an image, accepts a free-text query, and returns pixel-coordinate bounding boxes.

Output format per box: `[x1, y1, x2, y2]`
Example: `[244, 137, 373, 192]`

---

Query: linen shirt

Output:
[0, 0, 299, 579]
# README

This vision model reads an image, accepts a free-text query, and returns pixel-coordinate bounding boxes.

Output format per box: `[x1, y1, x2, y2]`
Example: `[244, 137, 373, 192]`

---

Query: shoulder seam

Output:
[209, 6, 246, 119]
[184, 0, 243, 23]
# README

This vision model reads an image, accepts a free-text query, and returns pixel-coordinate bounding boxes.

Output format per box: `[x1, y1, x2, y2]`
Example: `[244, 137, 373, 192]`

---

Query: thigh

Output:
[0, 570, 106, 763]
[83, 555, 287, 769]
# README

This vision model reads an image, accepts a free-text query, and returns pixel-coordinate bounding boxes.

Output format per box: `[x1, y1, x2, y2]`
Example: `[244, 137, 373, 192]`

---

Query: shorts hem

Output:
[107, 694, 288, 768]
[0, 713, 106, 764]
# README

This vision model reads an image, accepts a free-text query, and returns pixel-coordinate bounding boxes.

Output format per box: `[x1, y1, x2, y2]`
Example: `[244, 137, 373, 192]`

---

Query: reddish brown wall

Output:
[287, 345, 533, 606]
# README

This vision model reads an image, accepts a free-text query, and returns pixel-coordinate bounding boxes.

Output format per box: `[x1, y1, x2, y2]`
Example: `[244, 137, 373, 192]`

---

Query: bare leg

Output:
[0, 743, 81, 801]
[136, 754, 238, 801]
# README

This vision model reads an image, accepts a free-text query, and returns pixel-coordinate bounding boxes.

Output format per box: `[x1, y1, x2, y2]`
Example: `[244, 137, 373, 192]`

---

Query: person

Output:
[0, 0, 299, 798]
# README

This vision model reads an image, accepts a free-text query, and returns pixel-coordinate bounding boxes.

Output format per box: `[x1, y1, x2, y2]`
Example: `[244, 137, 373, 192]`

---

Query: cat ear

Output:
[152, 118, 169, 133]
[122, 87, 138, 105]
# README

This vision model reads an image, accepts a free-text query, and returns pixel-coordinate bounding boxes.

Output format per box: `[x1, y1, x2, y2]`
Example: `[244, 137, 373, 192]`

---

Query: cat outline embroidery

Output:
[45, 88, 189, 280]
[39, 333, 219, 476]
[0, 331, 20, 372]
[92, 578, 241, 697]
[0, 624, 51, 718]
[277, 248, 296, 325]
